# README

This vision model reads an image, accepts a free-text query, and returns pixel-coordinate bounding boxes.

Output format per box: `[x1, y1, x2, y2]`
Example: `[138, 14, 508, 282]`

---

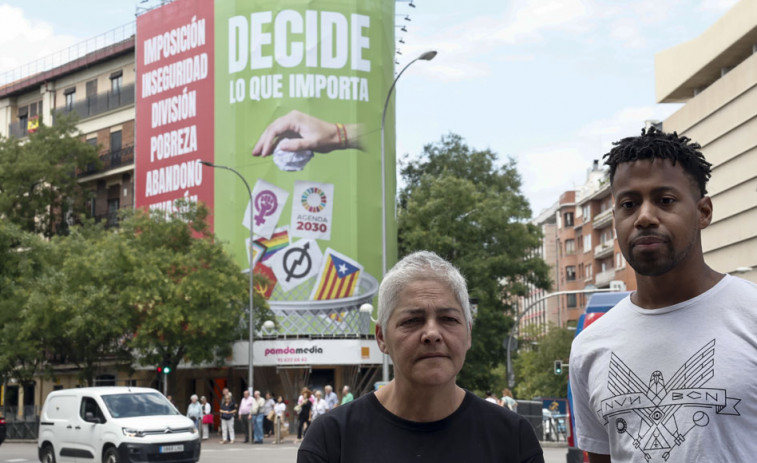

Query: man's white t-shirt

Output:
[569, 275, 757, 462]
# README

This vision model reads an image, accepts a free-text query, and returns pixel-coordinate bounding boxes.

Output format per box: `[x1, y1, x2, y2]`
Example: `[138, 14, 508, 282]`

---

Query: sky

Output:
[0, 0, 740, 217]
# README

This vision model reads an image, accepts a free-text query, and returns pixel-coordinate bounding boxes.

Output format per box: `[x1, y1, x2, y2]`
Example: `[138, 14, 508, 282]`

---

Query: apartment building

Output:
[520, 161, 637, 336]
[0, 24, 136, 229]
[655, 0, 757, 283]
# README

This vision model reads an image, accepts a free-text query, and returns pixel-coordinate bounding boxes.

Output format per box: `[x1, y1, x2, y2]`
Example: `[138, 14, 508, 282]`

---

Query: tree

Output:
[0, 114, 99, 237]
[118, 201, 275, 384]
[397, 133, 551, 391]
[20, 221, 136, 385]
[0, 221, 47, 385]
[512, 325, 573, 399]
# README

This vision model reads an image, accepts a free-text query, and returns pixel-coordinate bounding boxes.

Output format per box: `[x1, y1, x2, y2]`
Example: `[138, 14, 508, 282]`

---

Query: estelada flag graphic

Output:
[310, 248, 363, 301]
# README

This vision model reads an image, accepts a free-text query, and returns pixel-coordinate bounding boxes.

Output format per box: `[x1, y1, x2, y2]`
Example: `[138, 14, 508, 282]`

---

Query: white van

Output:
[38, 387, 200, 463]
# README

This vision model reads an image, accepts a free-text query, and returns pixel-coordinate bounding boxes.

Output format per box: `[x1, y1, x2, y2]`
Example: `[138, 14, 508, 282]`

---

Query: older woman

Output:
[200, 396, 212, 439]
[186, 394, 202, 432]
[298, 251, 544, 462]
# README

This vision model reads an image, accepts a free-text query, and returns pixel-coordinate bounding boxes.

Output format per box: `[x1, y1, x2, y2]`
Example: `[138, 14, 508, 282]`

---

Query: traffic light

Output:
[157, 365, 171, 375]
[554, 360, 563, 375]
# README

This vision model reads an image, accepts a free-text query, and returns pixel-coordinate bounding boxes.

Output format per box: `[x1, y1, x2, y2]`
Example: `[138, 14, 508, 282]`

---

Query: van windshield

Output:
[101, 393, 179, 418]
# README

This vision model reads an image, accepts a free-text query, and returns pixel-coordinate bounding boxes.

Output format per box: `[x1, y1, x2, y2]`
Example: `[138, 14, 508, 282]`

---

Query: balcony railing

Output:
[595, 269, 616, 287]
[7, 122, 28, 138]
[594, 241, 614, 259]
[58, 82, 135, 120]
[592, 208, 613, 229]
[78, 145, 134, 178]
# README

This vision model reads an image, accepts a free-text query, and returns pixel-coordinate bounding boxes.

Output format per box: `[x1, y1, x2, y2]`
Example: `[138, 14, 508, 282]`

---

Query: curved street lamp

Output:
[198, 161, 255, 411]
[379, 50, 437, 381]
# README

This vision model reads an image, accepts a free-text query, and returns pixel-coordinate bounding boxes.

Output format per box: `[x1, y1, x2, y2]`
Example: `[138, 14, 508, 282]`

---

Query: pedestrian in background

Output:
[294, 388, 313, 444]
[340, 386, 353, 405]
[186, 394, 202, 432]
[200, 396, 212, 439]
[219, 393, 237, 444]
[252, 390, 266, 444]
[263, 391, 276, 437]
[324, 385, 338, 411]
[501, 389, 518, 413]
[311, 390, 327, 421]
[298, 251, 544, 462]
[238, 389, 253, 443]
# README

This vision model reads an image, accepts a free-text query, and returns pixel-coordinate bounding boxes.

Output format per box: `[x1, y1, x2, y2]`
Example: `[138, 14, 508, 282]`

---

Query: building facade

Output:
[655, 0, 757, 283]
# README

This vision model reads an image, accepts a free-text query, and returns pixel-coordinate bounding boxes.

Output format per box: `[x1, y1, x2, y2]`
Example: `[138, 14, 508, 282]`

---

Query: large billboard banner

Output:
[136, 0, 395, 311]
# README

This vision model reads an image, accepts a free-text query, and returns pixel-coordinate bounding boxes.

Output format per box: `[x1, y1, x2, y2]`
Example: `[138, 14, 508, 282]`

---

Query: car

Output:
[566, 291, 632, 463]
[38, 387, 200, 463]
[0, 413, 6, 445]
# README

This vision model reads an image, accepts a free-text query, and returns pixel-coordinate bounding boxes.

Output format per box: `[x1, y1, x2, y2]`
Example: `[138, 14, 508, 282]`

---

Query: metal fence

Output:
[2, 406, 40, 440]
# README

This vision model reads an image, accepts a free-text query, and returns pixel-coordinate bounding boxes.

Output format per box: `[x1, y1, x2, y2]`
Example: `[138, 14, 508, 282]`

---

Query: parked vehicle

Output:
[38, 387, 200, 463]
[566, 291, 631, 463]
[0, 413, 6, 445]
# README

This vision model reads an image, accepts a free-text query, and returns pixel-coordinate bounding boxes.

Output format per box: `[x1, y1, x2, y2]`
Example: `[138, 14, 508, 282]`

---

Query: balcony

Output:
[78, 145, 134, 178]
[594, 241, 614, 259]
[595, 269, 616, 287]
[57, 82, 135, 120]
[592, 208, 613, 229]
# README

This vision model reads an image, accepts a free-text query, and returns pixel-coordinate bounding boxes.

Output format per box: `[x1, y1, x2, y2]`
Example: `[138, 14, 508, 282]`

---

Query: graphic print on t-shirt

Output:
[598, 339, 741, 462]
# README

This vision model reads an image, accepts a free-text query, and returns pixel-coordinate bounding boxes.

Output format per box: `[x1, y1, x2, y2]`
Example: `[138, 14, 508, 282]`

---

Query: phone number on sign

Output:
[277, 357, 308, 364]
[296, 221, 328, 233]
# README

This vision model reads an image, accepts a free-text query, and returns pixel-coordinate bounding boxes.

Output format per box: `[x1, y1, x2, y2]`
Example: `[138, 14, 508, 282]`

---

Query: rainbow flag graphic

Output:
[255, 226, 289, 264]
[310, 248, 363, 301]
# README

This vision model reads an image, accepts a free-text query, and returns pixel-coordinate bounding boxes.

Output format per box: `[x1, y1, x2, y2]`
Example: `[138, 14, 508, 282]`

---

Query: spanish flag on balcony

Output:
[27, 116, 40, 134]
[310, 248, 363, 301]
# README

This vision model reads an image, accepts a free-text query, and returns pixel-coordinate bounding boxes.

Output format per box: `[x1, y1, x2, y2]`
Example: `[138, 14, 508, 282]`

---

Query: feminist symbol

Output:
[254, 190, 278, 226]
[283, 242, 312, 282]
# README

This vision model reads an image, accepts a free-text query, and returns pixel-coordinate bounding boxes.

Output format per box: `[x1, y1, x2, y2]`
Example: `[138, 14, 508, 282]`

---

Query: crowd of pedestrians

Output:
[178, 384, 353, 445]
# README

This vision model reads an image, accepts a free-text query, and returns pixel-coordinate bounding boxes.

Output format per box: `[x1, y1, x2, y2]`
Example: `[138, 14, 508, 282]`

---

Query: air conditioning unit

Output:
[610, 280, 626, 291]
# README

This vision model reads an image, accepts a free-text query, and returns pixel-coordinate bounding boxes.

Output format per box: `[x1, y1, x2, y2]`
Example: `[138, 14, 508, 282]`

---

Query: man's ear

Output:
[375, 324, 387, 354]
[697, 196, 713, 229]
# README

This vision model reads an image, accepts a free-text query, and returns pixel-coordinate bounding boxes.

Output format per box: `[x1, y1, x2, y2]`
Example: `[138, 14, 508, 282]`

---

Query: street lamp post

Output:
[198, 160, 255, 399]
[379, 50, 437, 382]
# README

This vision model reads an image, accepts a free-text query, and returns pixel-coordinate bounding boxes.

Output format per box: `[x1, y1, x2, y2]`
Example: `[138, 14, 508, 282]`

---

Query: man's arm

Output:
[588, 452, 611, 463]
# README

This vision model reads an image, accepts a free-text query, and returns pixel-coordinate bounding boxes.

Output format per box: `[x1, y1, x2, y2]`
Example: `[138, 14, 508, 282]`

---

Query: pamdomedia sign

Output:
[135, 0, 395, 307]
[231, 339, 386, 366]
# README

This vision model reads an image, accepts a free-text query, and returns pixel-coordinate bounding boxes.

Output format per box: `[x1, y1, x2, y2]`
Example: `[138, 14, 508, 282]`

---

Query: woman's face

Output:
[277, 396, 283, 402]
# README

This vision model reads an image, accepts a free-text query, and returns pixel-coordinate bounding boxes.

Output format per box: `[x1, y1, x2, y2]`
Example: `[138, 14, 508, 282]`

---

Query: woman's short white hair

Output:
[190, 394, 198, 401]
[378, 250, 471, 329]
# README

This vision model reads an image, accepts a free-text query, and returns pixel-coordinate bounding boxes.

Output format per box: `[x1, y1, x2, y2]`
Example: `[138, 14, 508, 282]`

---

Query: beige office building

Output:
[655, 0, 757, 283]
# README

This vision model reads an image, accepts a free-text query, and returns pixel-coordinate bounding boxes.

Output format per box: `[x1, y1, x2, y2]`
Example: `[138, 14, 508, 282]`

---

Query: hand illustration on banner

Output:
[251, 110, 364, 171]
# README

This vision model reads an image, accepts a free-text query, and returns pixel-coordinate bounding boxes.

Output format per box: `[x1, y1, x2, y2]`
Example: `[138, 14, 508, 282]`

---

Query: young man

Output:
[569, 128, 757, 462]
[298, 251, 544, 463]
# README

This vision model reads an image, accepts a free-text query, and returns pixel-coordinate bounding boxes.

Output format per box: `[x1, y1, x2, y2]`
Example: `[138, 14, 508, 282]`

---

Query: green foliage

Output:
[0, 221, 48, 384]
[0, 114, 99, 237]
[0, 200, 272, 386]
[513, 325, 573, 399]
[397, 133, 551, 391]
[118, 201, 274, 377]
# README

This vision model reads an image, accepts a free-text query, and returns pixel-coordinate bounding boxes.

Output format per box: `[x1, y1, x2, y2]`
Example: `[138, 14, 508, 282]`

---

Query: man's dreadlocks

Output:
[603, 126, 712, 197]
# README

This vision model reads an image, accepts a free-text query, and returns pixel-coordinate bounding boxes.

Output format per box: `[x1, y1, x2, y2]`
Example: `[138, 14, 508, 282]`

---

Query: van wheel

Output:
[104, 447, 119, 463]
[41, 445, 56, 463]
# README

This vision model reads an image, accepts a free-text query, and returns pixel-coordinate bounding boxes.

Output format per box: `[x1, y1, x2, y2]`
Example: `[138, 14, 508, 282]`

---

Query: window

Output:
[110, 70, 123, 94]
[566, 266, 576, 281]
[64, 87, 76, 111]
[80, 397, 106, 422]
[95, 374, 116, 387]
[583, 234, 592, 252]
[616, 252, 625, 269]
[564, 212, 574, 227]
[567, 293, 577, 308]
[565, 239, 575, 255]
[582, 205, 591, 221]
[586, 264, 593, 279]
